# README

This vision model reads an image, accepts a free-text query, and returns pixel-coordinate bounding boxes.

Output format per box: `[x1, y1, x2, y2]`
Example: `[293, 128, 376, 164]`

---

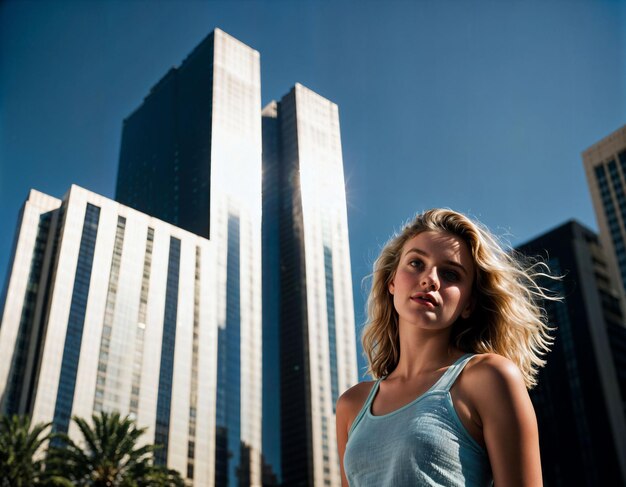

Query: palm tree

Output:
[46, 411, 184, 486]
[139, 466, 187, 487]
[0, 415, 53, 487]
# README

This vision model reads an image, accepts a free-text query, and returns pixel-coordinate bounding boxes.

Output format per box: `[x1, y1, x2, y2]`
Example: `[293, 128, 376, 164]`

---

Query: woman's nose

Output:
[421, 268, 439, 290]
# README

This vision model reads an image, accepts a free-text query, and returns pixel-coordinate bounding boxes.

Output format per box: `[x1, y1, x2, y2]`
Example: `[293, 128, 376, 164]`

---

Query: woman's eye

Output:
[409, 259, 423, 269]
[442, 270, 460, 282]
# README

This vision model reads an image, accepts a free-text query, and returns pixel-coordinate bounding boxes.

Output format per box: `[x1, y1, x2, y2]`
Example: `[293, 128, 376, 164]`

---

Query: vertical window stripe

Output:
[187, 246, 201, 480]
[154, 236, 181, 465]
[52, 203, 100, 435]
[215, 214, 242, 485]
[129, 227, 154, 416]
[4, 212, 52, 414]
[596, 163, 626, 287]
[323, 245, 339, 412]
[94, 216, 126, 413]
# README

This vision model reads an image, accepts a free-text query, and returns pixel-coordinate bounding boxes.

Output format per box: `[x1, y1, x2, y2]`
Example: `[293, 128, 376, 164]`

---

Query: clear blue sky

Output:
[1, 0, 625, 374]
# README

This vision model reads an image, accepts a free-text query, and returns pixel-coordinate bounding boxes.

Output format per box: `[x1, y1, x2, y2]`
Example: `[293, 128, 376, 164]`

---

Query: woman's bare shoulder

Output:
[337, 380, 377, 410]
[459, 353, 528, 411]
[463, 353, 524, 384]
[336, 380, 377, 426]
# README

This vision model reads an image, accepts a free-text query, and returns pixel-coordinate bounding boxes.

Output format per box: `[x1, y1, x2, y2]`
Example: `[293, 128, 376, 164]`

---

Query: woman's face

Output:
[389, 230, 475, 333]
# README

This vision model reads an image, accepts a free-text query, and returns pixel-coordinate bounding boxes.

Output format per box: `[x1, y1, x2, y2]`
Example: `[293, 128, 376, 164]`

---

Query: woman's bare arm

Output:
[466, 354, 543, 487]
[336, 381, 375, 487]
[336, 392, 351, 487]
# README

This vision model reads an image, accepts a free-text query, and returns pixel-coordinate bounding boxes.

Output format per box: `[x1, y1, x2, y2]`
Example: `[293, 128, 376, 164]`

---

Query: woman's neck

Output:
[390, 323, 462, 379]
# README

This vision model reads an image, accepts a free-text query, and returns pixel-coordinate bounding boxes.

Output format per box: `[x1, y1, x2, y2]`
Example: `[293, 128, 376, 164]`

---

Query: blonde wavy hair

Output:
[362, 208, 556, 389]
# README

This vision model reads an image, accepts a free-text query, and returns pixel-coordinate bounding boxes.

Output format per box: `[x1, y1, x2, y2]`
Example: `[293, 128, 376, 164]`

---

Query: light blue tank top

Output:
[344, 354, 493, 486]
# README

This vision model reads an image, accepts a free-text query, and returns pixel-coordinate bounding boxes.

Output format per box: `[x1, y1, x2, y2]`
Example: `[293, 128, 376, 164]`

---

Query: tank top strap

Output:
[431, 353, 476, 392]
[348, 378, 383, 436]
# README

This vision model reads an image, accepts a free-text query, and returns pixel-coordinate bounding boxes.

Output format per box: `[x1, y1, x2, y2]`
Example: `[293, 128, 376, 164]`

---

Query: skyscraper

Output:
[583, 124, 626, 303]
[0, 186, 220, 485]
[115, 28, 262, 485]
[262, 84, 359, 486]
[518, 221, 626, 486]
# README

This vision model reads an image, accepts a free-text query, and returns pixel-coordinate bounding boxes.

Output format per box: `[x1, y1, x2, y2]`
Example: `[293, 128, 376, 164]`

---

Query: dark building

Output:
[518, 220, 626, 486]
[117, 36, 213, 238]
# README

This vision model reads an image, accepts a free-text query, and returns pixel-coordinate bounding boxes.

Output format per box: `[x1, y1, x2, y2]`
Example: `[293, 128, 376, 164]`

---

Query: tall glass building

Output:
[115, 28, 263, 485]
[518, 221, 626, 486]
[262, 84, 359, 487]
[0, 185, 221, 485]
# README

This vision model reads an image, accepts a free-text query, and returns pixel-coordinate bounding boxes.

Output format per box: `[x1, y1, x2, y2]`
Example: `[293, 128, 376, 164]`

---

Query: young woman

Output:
[336, 209, 555, 487]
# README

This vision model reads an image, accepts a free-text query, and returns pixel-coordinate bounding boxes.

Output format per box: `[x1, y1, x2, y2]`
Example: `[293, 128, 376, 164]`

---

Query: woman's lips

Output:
[411, 294, 437, 308]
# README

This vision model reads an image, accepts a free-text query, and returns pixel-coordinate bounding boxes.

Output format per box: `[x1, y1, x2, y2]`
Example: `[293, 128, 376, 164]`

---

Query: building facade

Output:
[116, 28, 263, 485]
[0, 186, 220, 485]
[518, 221, 626, 486]
[583, 124, 626, 304]
[262, 84, 359, 486]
